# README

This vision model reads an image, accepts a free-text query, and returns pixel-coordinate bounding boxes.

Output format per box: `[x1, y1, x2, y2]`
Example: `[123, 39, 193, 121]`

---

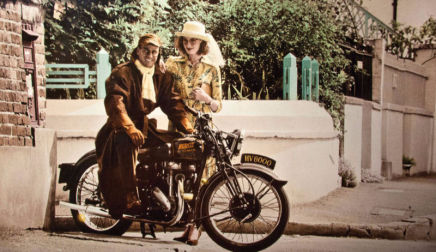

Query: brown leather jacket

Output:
[95, 60, 192, 217]
[104, 60, 191, 136]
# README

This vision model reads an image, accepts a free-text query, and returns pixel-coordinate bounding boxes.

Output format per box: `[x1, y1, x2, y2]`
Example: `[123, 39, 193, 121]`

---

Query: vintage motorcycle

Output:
[58, 105, 289, 251]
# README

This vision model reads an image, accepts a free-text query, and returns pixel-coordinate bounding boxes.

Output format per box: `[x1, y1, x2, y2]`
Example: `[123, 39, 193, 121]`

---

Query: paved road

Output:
[1, 229, 436, 252]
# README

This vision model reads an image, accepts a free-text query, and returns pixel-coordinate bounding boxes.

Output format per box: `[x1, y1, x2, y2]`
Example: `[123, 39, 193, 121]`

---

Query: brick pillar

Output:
[0, 1, 44, 146]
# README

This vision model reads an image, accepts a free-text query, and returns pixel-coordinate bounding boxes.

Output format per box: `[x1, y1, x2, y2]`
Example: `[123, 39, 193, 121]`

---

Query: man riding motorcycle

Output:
[95, 33, 193, 220]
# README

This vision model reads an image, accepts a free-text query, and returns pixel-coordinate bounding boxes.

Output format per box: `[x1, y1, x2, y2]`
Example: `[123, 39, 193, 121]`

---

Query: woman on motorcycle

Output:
[95, 33, 193, 219]
[166, 21, 225, 179]
[166, 21, 225, 246]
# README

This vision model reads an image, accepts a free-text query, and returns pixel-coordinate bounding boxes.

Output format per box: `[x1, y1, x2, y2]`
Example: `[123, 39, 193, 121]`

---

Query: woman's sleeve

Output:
[210, 66, 223, 113]
[165, 57, 183, 94]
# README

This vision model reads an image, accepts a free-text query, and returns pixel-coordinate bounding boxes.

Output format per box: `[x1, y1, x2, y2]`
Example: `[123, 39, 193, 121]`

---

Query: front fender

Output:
[233, 163, 288, 187]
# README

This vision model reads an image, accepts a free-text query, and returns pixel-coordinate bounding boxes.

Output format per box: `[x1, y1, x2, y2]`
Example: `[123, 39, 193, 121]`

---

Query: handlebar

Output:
[184, 102, 199, 116]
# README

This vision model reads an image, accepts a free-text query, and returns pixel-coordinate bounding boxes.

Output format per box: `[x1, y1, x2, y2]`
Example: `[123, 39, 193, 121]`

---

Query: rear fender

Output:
[58, 150, 97, 190]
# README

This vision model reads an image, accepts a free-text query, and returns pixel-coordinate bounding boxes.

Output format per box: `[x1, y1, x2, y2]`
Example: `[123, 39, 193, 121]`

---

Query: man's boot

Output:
[125, 191, 142, 215]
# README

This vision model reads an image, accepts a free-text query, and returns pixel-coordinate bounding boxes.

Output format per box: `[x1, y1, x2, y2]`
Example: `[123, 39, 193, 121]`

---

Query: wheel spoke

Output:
[80, 185, 96, 194]
[75, 164, 120, 232]
[258, 214, 276, 230]
[83, 179, 98, 188]
[256, 182, 273, 200]
[262, 204, 280, 212]
[238, 222, 244, 242]
[214, 215, 233, 223]
[217, 217, 234, 233]
[251, 222, 256, 242]
[262, 197, 279, 208]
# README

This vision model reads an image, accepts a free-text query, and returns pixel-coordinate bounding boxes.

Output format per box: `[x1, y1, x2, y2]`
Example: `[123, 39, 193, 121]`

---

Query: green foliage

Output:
[44, 0, 349, 130]
[207, 0, 348, 128]
[44, 0, 171, 98]
[387, 17, 436, 60]
[402, 155, 416, 166]
[160, 0, 212, 58]
[338, 158, 357, 188]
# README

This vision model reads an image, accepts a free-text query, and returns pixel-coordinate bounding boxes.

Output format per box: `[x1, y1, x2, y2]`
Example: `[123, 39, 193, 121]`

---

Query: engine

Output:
[135, 159, 198, 221]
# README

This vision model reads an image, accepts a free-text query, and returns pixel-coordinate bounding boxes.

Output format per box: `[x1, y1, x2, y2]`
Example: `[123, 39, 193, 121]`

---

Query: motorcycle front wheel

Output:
[69, 154, 132, 235]
[201, 168, 289, 251]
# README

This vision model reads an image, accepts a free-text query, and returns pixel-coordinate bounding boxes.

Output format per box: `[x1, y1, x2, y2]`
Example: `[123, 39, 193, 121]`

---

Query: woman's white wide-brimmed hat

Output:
[175, 21, 210, 42]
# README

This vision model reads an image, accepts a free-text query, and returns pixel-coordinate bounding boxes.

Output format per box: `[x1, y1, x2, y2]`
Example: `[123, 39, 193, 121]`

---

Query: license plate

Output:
[241, 153, 276, 170]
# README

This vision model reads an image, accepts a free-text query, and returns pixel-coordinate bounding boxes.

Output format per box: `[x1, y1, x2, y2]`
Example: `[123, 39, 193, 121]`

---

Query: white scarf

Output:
[134, 60, 156, 103]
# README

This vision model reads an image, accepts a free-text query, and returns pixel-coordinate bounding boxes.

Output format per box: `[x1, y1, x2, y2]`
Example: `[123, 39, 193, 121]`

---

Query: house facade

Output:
[342, 0, 436, 179]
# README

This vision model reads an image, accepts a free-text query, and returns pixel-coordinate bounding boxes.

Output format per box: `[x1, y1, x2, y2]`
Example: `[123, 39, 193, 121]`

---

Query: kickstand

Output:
[140, 223, 156, 239]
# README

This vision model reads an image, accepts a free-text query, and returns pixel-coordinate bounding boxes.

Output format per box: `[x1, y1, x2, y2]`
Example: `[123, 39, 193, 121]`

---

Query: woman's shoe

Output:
[173, 224, 193, 243]
[186, 226, 202, 246]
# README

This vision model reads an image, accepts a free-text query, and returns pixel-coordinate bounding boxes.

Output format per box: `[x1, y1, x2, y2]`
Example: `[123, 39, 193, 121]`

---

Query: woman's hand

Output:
[190, 87, 211, 103]
[190, 87, 219, 112]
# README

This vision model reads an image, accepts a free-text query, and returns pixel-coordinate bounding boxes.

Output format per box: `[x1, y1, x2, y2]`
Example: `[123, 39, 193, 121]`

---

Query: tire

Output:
[201, 168, 289, 251]
[69, 154, 132, 235]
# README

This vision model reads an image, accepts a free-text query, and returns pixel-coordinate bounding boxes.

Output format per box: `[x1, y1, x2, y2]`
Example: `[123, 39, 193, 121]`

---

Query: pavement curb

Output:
[285, 214, 436, 240]
[55, 214, 436, 241]
[53, 216, 184, 232]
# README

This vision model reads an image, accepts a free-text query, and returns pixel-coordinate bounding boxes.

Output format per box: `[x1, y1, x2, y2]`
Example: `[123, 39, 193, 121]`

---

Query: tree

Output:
[44, 0, 349, 130]
[387, 17, 436, 60]
[206, 0, 349, 129]
[43, 0, 171, 98]
[44, 0, 171, 66]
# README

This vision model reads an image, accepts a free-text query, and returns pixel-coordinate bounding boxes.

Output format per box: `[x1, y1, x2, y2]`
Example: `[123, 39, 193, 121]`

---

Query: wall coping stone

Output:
[345, 96, 382, 111]
[384, 53, 428, 78]
[47, 99, 338, 140]
[383, 103, 433, 117]
[55, 129, 339, 140]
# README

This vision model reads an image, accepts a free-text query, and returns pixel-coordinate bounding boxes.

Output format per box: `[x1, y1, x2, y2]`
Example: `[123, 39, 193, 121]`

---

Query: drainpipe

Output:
[392, 0, 398, 23]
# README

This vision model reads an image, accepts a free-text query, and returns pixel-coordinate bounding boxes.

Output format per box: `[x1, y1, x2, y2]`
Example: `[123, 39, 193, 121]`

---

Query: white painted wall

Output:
[244, 138, 340, 204]
[403, 109, 433, 175]
[382, 105, 404, 176]
[0, 128, 57, 230]
[344, 102, 363, 182]
[46, 99, 341, 205]
[371, 108, 383, 175]
[415, 48, 436, 174]
[344, 97, 434, 179]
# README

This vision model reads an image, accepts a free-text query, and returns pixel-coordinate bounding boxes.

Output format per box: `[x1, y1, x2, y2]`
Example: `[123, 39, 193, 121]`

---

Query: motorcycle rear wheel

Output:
[69, 155, 132, 235]
[201, 169, 289, 251]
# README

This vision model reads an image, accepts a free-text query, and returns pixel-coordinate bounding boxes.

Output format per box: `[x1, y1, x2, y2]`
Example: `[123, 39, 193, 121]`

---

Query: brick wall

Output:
[0, 0, 45, 147]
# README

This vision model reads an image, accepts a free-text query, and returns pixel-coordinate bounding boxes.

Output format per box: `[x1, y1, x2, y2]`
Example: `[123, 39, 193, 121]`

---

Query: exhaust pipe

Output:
[60, 201, 112, 218]
[60, 179, 185, 225]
